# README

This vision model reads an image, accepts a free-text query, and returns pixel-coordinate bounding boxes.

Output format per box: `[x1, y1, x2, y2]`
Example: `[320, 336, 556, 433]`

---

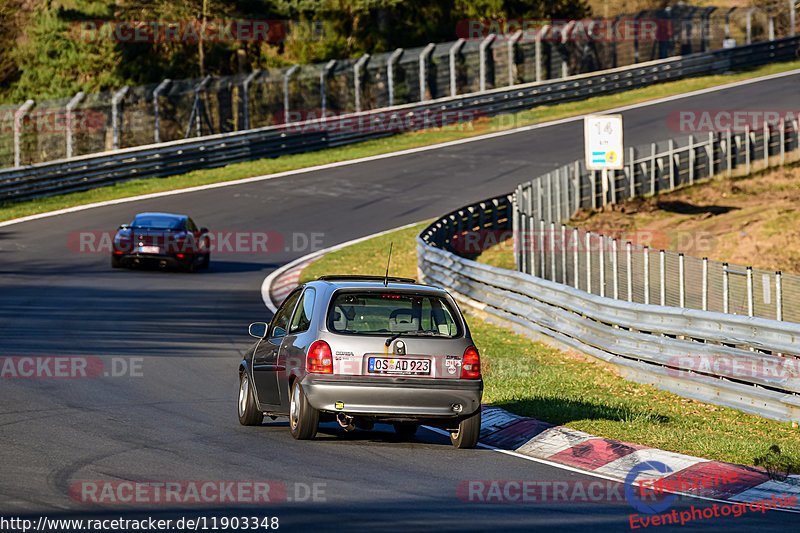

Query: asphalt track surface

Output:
[1, 72, 800, 532]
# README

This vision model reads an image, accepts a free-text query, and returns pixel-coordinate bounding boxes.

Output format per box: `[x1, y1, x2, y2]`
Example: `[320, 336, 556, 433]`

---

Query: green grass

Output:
[3, 59, 800, 223]
[299, 222, 800, 471]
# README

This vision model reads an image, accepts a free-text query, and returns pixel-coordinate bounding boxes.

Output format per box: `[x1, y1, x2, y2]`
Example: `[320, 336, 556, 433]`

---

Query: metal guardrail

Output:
[417, 198, 800, 423]
[512, 117, 800, 323]
[2, 36, 799, 204]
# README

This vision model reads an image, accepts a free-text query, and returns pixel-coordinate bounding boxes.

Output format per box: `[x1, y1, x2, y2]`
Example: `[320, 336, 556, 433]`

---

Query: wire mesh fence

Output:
[2, 1, 797, 169]
[514, 119, 800, 324]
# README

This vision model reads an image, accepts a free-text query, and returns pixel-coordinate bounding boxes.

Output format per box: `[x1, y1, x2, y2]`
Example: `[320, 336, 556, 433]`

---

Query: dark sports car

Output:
[237, 275, 483, 448]
[111, 212, 210, 272]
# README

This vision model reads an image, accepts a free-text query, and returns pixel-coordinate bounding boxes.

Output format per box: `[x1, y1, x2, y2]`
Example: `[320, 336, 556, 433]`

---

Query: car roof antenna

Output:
[384, 242, 393, 286]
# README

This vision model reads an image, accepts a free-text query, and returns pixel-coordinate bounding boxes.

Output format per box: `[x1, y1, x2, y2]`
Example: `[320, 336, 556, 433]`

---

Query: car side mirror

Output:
[118, 224, 129, 230]
[248, 322, 268, 338]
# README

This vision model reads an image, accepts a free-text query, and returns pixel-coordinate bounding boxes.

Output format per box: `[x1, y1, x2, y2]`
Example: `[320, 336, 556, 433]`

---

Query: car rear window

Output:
[131, 215, 184, 230]
[327, 291, 461, 337]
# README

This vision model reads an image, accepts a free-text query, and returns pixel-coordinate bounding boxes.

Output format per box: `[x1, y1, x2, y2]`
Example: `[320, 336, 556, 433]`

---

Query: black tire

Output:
[200, 253, 210, 269]
[238, 372, 263, 426]
[185, 257, 197, 273]
[393, 422, 419, 437]
[450, 410, 481, 449]
[289, 381, 319, 440]
[111, 255, 122, 269]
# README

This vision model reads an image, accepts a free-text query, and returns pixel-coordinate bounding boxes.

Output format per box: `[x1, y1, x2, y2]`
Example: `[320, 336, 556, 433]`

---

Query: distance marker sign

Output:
[584, 114, 624, 170]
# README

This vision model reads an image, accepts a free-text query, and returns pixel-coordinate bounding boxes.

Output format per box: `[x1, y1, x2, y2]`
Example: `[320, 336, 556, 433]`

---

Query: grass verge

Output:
[3, 60, 800, 223]
[297, 222, 800, 471]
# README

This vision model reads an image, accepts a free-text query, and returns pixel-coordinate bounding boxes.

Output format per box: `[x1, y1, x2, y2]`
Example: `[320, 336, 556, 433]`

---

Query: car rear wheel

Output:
[393, 422, 419, 437]
[238, 372, 263, 426]
[111, 255, 122, 269]
[449, 410, 481, 449]
[289, 381, 319, 440]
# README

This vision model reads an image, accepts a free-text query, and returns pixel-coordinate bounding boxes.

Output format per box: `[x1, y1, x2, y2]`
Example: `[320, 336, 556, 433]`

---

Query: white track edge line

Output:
[3, 67, 798, 229]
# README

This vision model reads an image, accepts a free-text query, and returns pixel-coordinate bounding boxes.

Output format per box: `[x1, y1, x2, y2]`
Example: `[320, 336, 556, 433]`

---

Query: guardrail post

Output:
[628, 147, 635, 198]
[626, 241, 633, 302]
[723, 263, 730, 314]
[726, 128, 732, 176]
[507, 30, 522, 86]
[746, 266, 754, 317]
[745, 125, 751, 174]
[529, 216, 536, 276]
[746, 9, 754, 44]
[707, 132, 714, 177]
[679, 253, 685, 307]
[776, 271, 783, 320]
[387, 48, 404, 107]
[65, 92, 85, 159]
[419, 43, 435, 101]
[702, 257, 708, 311]
[688, 135, 694, 185]
[780, 119, 786, 165]
[561, 224, 567, 284]
[763, 121, 769, 168]
[112, 86, 130, 150]
[724, 8, 736, 41]
[479, 34, 496, 92]
[591, 171, 597, 209]
[548, 172, 555, 220]
[555, 168, 562, 221]
[791, 0, 797, 36]
[549, 221, 556, 281]
[283, 64, 300, 123]
[585, 232, 592, 294]
[518, 203, 526, 273]
[659, 249, 666, 306]
[668, 139, 675, 190]
[769, 18, 775, 41]
[449, 39, 465, 97]
[535, 27, 547, 82]
[536, 179, 543, 219]
[796, 119, 800, 160]
[650, 143, 656, 195]
[643, 246, 650, 305]
[599, 235, 605, 298]
[573, 228, 579, 289]
[185, 76, 210, 138]
[612, 238, 619, 300]
[320, 61, 336, 117]
[538, 219, 546, 278]
[13, 99, 34, 167]
[354, 54, 371, 113]
[153, 78, 171, 140]
[573, 161, 581, 212]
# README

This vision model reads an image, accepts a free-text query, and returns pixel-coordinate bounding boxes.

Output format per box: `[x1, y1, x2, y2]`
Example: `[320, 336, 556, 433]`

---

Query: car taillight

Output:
[307, 340, 333, 374]
[460, 346, 481, 379]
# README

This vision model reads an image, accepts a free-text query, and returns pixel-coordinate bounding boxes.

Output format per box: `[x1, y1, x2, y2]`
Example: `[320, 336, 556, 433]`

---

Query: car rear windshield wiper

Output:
[384, 330, 446, 346]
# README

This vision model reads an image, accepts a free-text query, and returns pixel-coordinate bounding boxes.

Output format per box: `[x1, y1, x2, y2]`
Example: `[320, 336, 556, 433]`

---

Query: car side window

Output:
[270, 290, 302, 338]
[290, 288, 316, 333]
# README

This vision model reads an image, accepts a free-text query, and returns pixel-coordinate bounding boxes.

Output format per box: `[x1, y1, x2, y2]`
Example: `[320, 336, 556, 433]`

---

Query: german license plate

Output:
[139, 245, 160, 254]
[368, 357, 430, 375]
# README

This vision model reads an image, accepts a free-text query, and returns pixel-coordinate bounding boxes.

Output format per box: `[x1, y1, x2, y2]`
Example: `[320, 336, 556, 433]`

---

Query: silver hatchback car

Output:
[238, 275, 483, 448]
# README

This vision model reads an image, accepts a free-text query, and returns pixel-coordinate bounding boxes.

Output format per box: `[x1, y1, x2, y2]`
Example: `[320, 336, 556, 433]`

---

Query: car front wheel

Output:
[238, 372, 263, 426]
[289, 381, 319, 440]
[449, 409, 481, 449]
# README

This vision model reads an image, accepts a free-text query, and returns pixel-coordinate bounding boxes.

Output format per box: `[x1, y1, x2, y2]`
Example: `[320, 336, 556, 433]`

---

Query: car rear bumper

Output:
[114, 253, 197, 266]
[301, 375, 482, 417]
